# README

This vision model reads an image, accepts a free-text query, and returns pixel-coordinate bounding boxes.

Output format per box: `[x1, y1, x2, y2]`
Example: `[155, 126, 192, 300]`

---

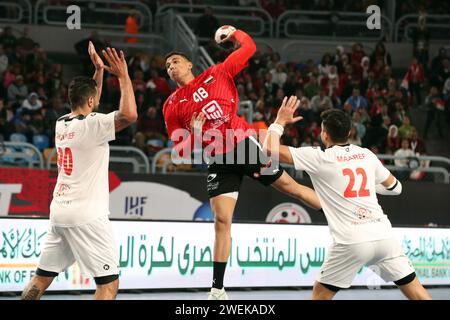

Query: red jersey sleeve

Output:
[222, 29, 256, 78]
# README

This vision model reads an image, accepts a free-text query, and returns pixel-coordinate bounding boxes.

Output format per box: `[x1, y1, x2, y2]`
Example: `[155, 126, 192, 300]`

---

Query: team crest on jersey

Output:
[204, 75, 215, 85]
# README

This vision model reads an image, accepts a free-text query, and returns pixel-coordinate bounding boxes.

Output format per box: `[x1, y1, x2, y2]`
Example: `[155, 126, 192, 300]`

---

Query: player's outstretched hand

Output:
[101, 47, 129, 79]
[88, 41, 104, 70]
[190, 112, 206, 133]
[214, 25, 237, 44]
[275, 96, 303, 126]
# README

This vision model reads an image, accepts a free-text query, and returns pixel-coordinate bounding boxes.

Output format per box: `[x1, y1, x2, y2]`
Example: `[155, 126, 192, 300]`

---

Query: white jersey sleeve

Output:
[288, 146, 322, 174]
[371, 151, 391, 184]
[84, 111, 116, 146]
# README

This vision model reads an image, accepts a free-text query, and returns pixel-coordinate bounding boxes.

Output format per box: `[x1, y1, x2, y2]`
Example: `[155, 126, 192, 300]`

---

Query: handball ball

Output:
[214, 25, 237, 44]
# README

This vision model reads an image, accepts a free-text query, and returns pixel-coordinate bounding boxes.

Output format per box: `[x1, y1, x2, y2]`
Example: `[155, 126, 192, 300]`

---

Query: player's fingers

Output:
[102, 49, 114, 66]
[106, 47, 118, 65]
[88, 41, 93, 55]
[111, 48, 121, 64]
[292, 116, 303, 123]
[103, 65, 112, 73]
[198, 112, 206, 124]
[120, 50, 126, 62]
[280, 96, 288, 108]
[294, 99, 301, 110]
[191, 112, 197, 123]
[288, 95, 298, 109]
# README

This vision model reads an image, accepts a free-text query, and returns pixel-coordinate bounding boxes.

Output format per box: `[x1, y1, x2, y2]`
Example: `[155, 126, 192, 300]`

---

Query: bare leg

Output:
[311, 281, 338, 300]
[94, 279, 119, 300]
[398, 277, 432, 300]
[210, 195, 237, 262]
[271, 171, 321, 210]
[21, 275, 55, 300]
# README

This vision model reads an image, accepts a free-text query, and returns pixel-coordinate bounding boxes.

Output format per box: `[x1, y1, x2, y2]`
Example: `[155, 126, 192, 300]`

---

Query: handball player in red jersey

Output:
[163, 26, 321, 299]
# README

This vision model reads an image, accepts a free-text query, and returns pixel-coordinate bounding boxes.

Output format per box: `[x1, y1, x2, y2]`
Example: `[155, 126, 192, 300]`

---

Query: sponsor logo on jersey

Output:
[202, 100, 224, 120]
[55, 183, 70, 197]
[207, 174, 217, 182]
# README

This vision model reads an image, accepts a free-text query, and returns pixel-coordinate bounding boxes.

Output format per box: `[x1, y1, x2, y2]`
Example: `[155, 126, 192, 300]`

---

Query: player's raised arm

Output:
[88, 41, 104, 107]
[216, 26, 257, 77]
[102, 47, 138, 131]
[263, 96, 303, 164]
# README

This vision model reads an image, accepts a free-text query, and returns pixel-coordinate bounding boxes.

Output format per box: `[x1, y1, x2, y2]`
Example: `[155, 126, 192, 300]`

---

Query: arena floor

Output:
[1, 287, 449, 300]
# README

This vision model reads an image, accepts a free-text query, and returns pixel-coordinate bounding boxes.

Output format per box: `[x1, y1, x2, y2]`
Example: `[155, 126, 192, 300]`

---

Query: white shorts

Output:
[318, 237, 415, 289]
[38, 216, 119, 278]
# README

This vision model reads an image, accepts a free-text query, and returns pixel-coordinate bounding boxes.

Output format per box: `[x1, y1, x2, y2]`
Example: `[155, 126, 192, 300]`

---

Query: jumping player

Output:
[163, 26, 321, 299]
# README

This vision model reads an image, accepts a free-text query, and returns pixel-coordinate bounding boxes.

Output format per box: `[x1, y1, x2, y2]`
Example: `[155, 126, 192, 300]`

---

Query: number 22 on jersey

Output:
[342, 168, 370, 198]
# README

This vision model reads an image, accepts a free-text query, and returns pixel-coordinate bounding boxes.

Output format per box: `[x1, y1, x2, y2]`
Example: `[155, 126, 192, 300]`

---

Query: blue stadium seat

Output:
[9, 133, 27, 143]
[32, 134, 50, 151]
[147, 139, 165, 148]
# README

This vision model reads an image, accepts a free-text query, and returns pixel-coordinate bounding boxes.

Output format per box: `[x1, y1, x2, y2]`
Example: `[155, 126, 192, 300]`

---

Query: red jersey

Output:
[163, 30, 256, 156]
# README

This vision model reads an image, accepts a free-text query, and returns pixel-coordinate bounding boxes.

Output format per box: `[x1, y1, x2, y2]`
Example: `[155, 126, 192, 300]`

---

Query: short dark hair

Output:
[164, 51, 191, 63]
[68, 76, 97, 110]
[320, 109, 352, 143]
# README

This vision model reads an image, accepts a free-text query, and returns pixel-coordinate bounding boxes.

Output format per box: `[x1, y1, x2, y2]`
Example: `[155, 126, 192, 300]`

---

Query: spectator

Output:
[345, 88, 368, 112]
[195, 7, 220, 44]
[437, 58, 450, 90]
[134, 106, 166, 153]
[348, 125, 362, 146]
[430, 47, 447, 87]
[44, 95, 69, 146]
[132, 69, 146, 94]
[360, 56, 370, 80]
[0, 98, 14, 139]
[303, 74, 320, 99]
[370, 41, 392, 68]
[270, 63, 287, 87]
[351, 42, 365, 65]
[20, 92, 43, 115]
[17, 27, 35, 53]
[0, 44, 8, 76]
[310, 88, 332, 115]
[125, 10, 139, 43]
[409, 129, 427, 155]
[146, 70, 172, 98]
[318, 53, 333, 79]
[386, 124, 401, 154]
[352, 110, 366, 140]
[251, 111, 268, 132]
[398, 115, 416, 140]
[402, 57, 425, 107]
[423, 86, 445, 139]
[394, 139, 416, 181]
[7, 75, 28, 106]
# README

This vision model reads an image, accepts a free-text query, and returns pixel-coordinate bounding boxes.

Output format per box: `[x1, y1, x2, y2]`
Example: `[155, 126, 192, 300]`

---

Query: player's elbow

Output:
[126, 111, 138, 123]
[249, 41, 257, 56]
[391, 180, 402, 195]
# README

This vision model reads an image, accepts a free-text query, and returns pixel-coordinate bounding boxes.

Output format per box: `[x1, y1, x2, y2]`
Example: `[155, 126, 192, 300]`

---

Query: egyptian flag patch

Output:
[204, 75, 215, 85]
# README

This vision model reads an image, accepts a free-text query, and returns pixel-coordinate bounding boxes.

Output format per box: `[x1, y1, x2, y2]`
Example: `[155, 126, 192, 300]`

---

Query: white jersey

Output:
[50, 111, 116, 227]
[289, 144, 393, 244]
